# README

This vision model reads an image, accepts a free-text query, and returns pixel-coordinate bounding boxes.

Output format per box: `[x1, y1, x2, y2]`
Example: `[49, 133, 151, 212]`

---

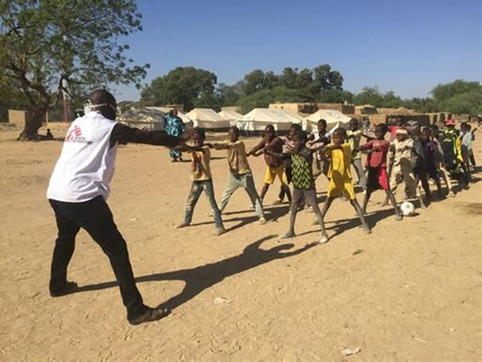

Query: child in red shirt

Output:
[360, 124, 402, 220]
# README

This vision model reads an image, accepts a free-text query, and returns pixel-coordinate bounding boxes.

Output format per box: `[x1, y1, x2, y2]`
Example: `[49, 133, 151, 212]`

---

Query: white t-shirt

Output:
[47, 112, 118, 202]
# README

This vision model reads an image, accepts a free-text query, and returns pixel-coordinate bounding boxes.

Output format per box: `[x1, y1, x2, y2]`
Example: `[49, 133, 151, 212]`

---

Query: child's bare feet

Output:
[319, 233, 329, 244]
[280, 231, 295, 239]
[215, 227, 226, 236]
[363, 225, 371, 234]
[176, 222, 190, 229]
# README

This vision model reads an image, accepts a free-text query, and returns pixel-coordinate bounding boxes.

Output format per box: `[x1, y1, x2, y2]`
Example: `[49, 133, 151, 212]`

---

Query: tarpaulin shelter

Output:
[185, 108, 230, 131]
[303, 109, 351, 133]
[218, 109, 243, 126]
[236, 108, 302, 134]
[117, 107, 166, 131]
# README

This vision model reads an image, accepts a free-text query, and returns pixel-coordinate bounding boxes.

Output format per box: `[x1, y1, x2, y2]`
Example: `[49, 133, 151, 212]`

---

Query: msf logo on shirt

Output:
[65, 125, 93, 145]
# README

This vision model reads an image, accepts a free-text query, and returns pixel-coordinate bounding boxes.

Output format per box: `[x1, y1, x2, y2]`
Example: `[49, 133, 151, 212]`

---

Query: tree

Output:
[241, 69, 268, 95]
[430, 80, 482, 115]
[382, 91, 403, 108]
[217, 82, 243, 106]
[353, 86, 385, 107]
[402, 97, 438, 113]
[318, 89, 353, 103]
[237, 88, 275, 114]
[0, 0, 148, 140]
[311, 64, 343, 93]
[431, 80, 480, 102]
[441, 90, 482, 115]
[295, 68, 313, 89]
[141, 67, 218, 111]
[278, 67, 298, 88]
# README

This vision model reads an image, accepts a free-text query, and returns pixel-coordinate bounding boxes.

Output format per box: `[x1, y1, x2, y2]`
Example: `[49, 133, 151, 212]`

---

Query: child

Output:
[467, 124, 477, 171]
[269, 130, 329, 243]
[248, 124, 291, 205]
[278, 123, 302, 204]
[411, 126, 432, 204]
[360, 124, 402, 220]
[208, 126, 266, 224]
[460, 123, 474, 174]
[429, 124, 456, 197]
[177, 129, 225, 235]
[442, 119, 469, 186]
[307, 119, 331, 179]
[420, 127, 444, 198]
[387, 128, 418, 200]
[320, 128, 371, 233]
[346, 118, 367, 191]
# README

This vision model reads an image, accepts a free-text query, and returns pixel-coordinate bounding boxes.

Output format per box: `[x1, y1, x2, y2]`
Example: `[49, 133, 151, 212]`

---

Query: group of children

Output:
[174, 117, 477, 243]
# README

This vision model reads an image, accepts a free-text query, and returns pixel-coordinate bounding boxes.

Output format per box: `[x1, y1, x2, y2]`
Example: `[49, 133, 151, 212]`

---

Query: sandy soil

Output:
[0, 123, 481, 361]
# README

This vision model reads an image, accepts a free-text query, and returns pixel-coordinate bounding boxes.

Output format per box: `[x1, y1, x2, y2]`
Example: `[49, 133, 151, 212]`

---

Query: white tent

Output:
[146, 106, 192, 126]
[303, 109, 351, 133]
[185, 108, 231, 130]
[117, 107, 166, 131]
[236, 108, 302, 133]
[218, 109, 243, 126]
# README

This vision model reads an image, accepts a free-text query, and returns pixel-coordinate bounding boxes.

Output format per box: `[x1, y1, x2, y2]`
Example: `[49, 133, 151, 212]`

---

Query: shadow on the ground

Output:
[75, 235, 317, 311]
[190, 204, 290, 232]
[293, 207, 400, 239]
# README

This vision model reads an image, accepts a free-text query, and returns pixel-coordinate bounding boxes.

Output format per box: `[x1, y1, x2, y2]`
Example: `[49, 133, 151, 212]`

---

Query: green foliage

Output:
[431, 80, 480, 102]
[353, 87, 403, 108]
[353, 86, 385, 107]
[402, 98, 438, 113]
[318, 89, 353, 103]
[141, 67, 218, 111]
[237, 89, 275, 114]
[0, 0, 148, 136]
[439, 90, 482, 115]
[431, 80, 482, 115]
[217, 82, 242, 106]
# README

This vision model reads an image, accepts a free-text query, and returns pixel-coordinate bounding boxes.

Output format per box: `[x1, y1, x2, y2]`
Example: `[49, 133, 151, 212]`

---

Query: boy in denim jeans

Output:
[177, 129, 225, 235]
[209, 126, 267, 225]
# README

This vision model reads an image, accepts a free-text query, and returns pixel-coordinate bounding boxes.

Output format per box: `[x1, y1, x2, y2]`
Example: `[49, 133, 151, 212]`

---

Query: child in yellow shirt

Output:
[320, 128, 371, 234]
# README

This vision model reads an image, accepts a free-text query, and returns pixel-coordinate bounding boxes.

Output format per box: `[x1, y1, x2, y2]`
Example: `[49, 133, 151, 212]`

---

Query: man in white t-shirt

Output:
[47, 89, 194, 325]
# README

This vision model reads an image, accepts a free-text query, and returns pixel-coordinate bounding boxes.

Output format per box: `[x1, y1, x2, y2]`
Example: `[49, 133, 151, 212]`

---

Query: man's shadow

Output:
[76, 235, 316, 311]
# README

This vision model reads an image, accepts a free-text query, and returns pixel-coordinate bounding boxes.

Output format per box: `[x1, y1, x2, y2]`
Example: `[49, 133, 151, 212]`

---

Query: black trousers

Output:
[49, 196, 146, 320]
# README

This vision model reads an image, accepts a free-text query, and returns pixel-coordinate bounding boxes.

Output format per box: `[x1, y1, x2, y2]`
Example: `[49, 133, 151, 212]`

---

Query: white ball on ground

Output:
[400, 201, 416, 216]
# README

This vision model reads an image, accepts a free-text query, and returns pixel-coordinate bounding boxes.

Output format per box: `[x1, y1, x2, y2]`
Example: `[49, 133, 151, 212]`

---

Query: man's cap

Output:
[395, 128, 408, 135]
[445, 119, 456, 126]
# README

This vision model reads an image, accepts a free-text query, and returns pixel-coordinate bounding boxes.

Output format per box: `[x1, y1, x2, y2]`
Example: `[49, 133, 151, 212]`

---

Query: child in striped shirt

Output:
[269, 130, 329, 244]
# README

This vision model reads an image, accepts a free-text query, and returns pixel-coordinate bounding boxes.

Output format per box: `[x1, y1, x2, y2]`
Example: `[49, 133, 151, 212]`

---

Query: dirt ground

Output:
[0, 123, 481, 361]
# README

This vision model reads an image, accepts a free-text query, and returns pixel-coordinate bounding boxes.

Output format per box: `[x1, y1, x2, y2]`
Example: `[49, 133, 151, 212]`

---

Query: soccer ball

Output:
[400, 201, 415, 216]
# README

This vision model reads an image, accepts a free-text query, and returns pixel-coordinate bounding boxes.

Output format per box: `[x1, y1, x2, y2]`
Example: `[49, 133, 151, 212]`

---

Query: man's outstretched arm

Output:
[110, 123, 194, 148]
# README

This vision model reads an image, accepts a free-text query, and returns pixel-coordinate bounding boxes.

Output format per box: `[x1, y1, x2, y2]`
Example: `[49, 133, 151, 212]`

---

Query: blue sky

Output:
[114, 0, 481, 101]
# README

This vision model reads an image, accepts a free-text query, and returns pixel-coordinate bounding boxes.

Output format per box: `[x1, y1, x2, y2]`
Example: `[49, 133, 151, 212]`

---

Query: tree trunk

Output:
[17, 106, 46, 141]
